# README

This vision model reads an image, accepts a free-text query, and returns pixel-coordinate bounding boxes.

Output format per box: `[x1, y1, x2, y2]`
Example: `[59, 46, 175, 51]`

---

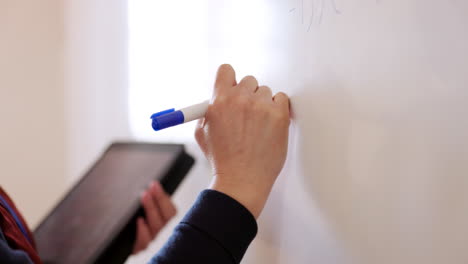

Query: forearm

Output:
[149, 190, 257, 264]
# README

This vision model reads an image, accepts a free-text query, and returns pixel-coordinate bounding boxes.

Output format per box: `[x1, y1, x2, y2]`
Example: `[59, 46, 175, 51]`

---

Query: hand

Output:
[195, 64, 291, 219]
[132, 181, 177, 254]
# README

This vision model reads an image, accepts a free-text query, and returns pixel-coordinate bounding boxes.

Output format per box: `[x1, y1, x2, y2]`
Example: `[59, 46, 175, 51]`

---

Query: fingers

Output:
[238, 75, 259, 93]
[273, 92, 291, 122]
[256, 85, 273, 101]
[214, 64, 237, 95]
[273, 92, 290, 109]
[141, 189, 165, 237]
[134, 182, 177, 254]
[133, 217, 152, 254]
[150, 182, 177, 222]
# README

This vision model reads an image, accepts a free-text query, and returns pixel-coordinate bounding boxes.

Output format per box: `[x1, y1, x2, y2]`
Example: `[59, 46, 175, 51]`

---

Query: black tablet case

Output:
[33, 142, 194, 264]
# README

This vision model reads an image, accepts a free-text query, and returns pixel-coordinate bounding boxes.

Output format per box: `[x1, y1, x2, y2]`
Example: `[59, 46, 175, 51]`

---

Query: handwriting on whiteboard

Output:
[289, 0, 341, 31]
[290, 0, 379, 32]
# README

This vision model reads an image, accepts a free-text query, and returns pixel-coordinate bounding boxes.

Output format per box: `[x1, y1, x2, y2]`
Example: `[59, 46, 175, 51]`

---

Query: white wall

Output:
[63, 0, 132, 183]
[0, 0, 132, 228]
[0, 0, 66, 228]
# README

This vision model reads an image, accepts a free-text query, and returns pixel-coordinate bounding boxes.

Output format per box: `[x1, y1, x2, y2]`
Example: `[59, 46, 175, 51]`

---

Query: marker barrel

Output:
[180, 100, 209, 123]
[151, 100, 210, 131]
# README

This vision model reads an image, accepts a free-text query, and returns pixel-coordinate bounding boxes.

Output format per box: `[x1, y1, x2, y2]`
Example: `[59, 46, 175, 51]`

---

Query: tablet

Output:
[34, 142, 194, 264]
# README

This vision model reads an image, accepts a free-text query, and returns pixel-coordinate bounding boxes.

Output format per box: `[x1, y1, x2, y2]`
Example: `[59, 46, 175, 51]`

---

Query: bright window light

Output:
[128, 0, 273, 142]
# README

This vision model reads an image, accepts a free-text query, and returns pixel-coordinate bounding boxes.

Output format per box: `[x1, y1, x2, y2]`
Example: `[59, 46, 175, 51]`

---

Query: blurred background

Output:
[0, 0, 279, 263]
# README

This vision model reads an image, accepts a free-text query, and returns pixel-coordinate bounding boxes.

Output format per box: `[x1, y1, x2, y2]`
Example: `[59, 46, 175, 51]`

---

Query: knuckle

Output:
[275, 92, 289, 100]
[219, 64, 233, 72]
[275, 92, 288, 100]
[241, 75, 258, 86]
[260, 85, 271, 91]
[242, 75, 256, 82]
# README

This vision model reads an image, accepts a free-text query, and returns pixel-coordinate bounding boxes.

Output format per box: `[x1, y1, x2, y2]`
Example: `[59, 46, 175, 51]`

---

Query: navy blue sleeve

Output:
[0, 227, 34, 264]
[149, 190, 258, 264]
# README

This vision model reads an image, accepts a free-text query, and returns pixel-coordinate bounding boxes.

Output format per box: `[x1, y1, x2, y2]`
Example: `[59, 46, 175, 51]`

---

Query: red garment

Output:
[0, 187, 42, 264]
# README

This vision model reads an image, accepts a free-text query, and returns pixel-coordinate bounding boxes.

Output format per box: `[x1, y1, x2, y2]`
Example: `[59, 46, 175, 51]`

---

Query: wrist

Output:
[208, 176, 271, 219]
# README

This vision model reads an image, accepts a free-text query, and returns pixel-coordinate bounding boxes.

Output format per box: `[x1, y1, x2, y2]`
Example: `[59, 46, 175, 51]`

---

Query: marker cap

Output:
[151, 109, 185, 131]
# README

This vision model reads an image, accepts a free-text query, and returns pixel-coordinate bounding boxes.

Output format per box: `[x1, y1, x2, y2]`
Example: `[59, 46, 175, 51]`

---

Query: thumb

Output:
[194, 118, 208, 154]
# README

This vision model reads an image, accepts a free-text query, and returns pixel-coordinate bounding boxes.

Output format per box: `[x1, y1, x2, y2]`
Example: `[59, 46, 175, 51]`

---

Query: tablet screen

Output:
[34, 143, 190, 264]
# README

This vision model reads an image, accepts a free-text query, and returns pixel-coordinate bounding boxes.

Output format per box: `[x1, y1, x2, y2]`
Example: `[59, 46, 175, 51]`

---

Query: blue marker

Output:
[151, 100, 209, 131]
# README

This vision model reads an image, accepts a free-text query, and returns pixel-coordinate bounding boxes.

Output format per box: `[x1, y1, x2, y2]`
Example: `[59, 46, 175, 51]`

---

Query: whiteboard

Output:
[126, 0, 468, 263]
[206, 0, 468, 263]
